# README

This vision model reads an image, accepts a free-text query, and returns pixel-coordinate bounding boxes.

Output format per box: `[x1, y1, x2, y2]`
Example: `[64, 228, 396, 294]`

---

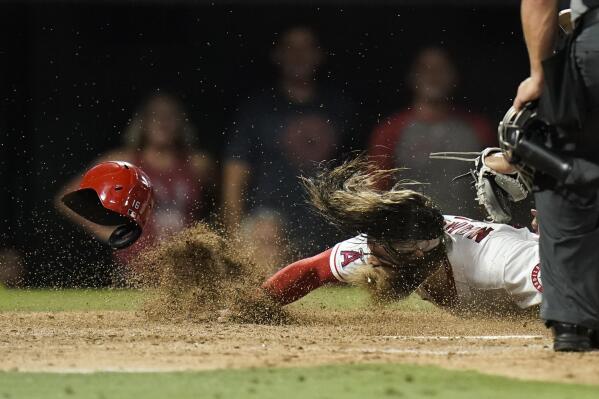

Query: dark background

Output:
[0, 1, 533, 286]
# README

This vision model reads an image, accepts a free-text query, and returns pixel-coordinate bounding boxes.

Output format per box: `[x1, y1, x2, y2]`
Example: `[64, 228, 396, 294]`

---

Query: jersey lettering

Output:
[444, 220, 494, 243]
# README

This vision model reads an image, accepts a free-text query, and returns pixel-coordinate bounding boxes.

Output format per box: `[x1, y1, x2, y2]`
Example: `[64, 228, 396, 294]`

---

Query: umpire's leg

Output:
[538, 17, 599, 334]
[536, 188, 599, 329]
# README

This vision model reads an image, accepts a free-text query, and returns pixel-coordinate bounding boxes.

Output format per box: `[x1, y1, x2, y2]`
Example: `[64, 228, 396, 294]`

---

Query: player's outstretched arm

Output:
[261, 248, 341, 306]
[483, 150, 517, 175]
[217, 249, 341, 323]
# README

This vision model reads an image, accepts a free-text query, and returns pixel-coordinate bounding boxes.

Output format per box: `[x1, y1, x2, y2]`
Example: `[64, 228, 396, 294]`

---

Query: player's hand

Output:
[484, 151, 516, 174]
[531, 209, 539, 234]
[513, 76, 544, 111]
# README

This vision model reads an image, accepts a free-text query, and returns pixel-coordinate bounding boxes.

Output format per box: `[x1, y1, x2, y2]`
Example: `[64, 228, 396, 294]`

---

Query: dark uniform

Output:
[537, 1, 599, 332]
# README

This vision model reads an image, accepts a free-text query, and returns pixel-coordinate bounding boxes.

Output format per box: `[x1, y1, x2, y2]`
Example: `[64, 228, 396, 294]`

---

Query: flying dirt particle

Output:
[129, 222, 290, 324]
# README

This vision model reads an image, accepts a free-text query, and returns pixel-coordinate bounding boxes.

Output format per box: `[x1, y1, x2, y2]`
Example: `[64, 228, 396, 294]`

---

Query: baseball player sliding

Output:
[63, 152, 542, 314]
[255, 151, 542, 312]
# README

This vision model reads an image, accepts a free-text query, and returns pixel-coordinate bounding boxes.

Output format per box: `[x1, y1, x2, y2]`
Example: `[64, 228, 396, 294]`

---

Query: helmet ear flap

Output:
[108, 222, 142, 249]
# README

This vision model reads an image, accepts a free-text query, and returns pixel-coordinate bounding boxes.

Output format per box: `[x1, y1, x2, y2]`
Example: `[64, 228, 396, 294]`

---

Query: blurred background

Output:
[1, 0, 535, 287]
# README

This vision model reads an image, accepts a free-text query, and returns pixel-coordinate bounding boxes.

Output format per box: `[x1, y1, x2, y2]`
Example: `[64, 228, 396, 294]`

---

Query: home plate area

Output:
[2, 308, 599, 385]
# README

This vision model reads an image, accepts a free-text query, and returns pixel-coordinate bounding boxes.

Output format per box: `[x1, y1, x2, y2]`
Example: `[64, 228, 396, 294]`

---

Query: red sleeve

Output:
[261, 248, 340, 306]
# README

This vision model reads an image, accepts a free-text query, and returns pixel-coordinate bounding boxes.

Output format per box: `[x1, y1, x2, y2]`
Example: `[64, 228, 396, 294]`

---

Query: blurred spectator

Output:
[239, 208, 289, 273]
[223, 26, 354, 258]
[0, 115, 24, 287]
[0, 249, 24, 288]
[56, 93, 216, 271]
[369, 47, 495, 216]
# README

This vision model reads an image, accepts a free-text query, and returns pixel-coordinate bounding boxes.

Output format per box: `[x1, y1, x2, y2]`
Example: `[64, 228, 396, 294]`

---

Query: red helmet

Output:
[62, 161, 154, 249]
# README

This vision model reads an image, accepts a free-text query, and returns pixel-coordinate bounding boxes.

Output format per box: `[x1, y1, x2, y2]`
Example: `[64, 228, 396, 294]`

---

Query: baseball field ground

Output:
[1, 286, 598, 398]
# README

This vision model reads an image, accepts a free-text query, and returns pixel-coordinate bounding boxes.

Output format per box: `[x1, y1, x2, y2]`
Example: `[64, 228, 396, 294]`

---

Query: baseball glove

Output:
[430, 147, 529, 223]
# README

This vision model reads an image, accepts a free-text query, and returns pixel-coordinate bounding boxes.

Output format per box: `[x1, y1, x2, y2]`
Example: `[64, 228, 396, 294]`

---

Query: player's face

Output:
[367, 236, 443, 268]
[367, 242, 426, 268]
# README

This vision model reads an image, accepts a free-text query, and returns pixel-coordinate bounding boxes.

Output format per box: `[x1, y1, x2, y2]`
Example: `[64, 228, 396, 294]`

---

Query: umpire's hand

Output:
[513, 76, 544, 111]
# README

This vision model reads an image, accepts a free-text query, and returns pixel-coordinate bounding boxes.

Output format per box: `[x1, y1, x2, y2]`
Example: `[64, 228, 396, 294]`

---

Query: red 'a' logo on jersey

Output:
[340, 250, 363, 267]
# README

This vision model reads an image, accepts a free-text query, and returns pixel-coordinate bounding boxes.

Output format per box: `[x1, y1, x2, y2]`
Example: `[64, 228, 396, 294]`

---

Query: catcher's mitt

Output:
[430, 147, 529, 223]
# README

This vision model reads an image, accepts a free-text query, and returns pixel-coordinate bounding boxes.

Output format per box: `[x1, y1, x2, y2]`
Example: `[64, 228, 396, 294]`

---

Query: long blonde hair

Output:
[301, 156, 445, 243]
[301, 156, 448, 300]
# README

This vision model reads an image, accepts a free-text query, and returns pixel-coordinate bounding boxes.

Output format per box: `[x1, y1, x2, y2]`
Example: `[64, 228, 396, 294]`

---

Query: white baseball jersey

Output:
[328, 215, 542, 309]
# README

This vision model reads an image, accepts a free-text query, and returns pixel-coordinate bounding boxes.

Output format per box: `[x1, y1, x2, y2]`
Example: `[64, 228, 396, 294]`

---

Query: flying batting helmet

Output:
[61, 161, 154, 249]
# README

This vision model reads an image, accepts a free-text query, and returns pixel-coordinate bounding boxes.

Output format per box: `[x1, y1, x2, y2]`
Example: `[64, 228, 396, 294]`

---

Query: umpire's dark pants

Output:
[537, 18, 599, 329]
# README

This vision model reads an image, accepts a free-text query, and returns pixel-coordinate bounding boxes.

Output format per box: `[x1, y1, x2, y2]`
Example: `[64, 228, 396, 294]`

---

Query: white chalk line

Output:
[379, 335, 544, 341]
[350, 335, 547, 356]
[347, 345, 547, 356]
[5, 335, 548, 373]
[351, 348, 471, 356]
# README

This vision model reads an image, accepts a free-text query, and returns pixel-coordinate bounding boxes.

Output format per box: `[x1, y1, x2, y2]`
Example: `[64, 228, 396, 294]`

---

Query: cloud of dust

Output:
[129, 222, 290, 324]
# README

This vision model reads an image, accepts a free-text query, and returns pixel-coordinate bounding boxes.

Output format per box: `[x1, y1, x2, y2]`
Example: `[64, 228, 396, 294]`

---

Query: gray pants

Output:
[538, 19, 599, 329]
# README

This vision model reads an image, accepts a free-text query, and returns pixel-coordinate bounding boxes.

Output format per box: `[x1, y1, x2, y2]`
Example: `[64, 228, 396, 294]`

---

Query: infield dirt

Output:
[2, 308, 599, 385]
[4, 223, 597, 385]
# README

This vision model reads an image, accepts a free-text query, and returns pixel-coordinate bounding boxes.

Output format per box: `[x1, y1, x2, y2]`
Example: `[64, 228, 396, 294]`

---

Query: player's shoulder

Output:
[329, 235, 370, 282]
[332, 234, 368, 252]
